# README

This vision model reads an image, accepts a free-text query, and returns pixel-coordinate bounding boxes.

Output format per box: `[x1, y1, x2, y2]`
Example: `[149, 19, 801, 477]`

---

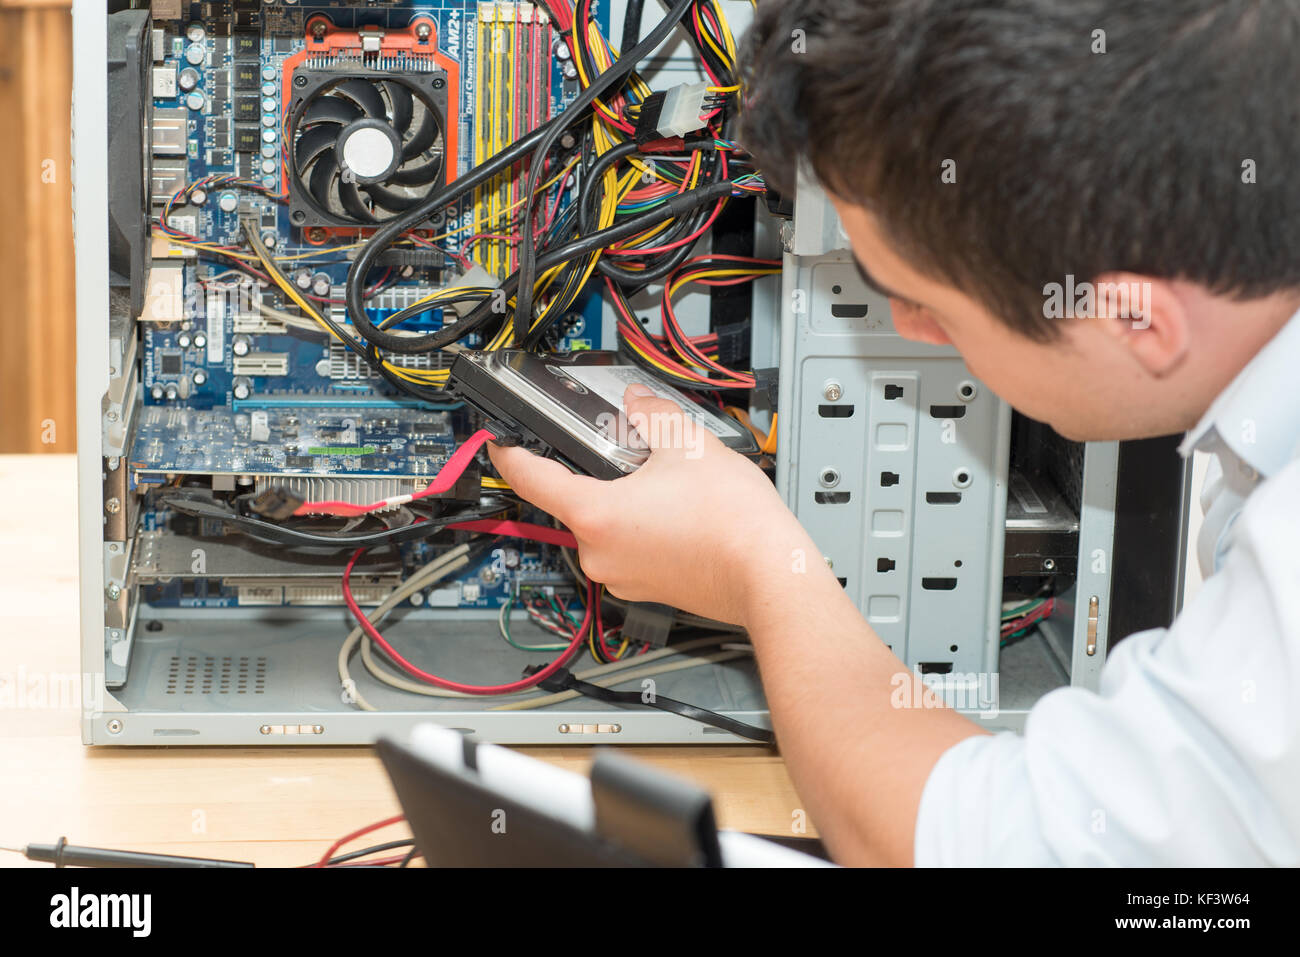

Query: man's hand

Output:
[487, 384, 818, 625]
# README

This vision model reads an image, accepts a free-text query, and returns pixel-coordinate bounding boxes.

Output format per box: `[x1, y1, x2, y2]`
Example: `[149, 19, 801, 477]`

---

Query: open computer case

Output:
[73, 0, 1193, 745]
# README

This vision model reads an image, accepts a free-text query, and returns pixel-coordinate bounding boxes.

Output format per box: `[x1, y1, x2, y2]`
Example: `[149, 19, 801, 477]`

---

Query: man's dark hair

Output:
[740, 0, 1300, 341]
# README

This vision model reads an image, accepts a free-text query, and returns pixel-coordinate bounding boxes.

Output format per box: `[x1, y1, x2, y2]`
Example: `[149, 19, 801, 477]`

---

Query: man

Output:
[491, 0, 1300, 865]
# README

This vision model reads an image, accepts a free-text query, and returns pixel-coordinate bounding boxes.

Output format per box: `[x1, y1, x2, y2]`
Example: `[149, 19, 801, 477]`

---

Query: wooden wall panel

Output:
[0, 0, 75, 453]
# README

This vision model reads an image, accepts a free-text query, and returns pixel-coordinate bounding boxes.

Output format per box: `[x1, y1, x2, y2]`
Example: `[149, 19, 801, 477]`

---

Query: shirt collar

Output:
[1179, 309, 1300, 477]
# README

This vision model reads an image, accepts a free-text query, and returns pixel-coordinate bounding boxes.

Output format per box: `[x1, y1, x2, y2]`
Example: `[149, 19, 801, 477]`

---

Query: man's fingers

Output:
[624, 384, 720, 456]
[624, 384, 693, 452]
[486, 442, 600, 522]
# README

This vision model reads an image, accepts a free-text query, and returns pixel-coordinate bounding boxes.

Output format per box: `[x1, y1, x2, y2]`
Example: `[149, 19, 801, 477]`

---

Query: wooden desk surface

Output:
[0, 455, 810, 867]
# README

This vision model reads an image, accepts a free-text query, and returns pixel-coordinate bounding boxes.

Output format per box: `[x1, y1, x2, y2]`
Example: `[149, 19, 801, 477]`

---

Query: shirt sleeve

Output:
[913, 459, 1300, 867]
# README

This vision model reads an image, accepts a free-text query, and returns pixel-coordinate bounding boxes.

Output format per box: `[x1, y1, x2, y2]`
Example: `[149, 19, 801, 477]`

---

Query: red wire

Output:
[331, 853, 420, 868]
[609, 280, 726, 384]
[541, 0, 573, 33]
[691, 7, 724, 87]
[295, 429, 496, 517]
[607, 198, 727, 257]
[594, 585, 618, 660]
[662, 285, 755, 384]
[537, 166, 573, 238]
[446, 519, 578, 549]
[344, 552, 593, 695]
[313, 814, 406, 868]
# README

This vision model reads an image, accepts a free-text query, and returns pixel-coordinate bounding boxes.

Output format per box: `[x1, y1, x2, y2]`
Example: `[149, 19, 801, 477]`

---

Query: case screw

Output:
[106, 719, 123, 735]
[105, 583, 121, 600]
[105, 497, 121, 514]
[819, 468, 840, 488]
[822, 381, 843, 402]
[558, 724, 570, 733]
[260, 725, 272, 734]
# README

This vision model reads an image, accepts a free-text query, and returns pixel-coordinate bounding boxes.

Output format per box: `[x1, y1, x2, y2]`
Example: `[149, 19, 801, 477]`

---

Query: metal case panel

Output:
[776, 182, 1011, 690]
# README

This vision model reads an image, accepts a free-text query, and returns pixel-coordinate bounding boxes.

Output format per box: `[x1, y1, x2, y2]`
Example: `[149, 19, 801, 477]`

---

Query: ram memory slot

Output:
[475, 3, 554, 282]
[512, 2, 531, 264]
[531, 8, 553, 138]
[474, 4, 493, 276]
[492, 4, 515, 278]
[474, 3, 513, 279]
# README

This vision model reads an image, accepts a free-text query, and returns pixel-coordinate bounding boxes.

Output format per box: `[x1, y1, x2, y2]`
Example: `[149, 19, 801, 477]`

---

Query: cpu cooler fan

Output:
[287, 70, 449, 228]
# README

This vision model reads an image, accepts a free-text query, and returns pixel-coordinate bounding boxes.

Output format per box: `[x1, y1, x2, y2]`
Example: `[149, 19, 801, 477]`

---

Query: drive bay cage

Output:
[74, 1, 1192, 744]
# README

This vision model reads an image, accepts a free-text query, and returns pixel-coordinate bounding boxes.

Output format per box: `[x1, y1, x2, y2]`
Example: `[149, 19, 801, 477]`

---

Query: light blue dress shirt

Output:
[914, 313, 1300, 866]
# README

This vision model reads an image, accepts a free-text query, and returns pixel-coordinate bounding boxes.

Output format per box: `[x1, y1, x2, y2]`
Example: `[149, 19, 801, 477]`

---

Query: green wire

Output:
[500, 594, 568, 652]
[547, 594, 584, 628]
[1001, 597, 1047, 621]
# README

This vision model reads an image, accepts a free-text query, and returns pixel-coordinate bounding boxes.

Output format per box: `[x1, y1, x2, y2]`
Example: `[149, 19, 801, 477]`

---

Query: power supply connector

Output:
[444, 264, 502, 319]
[635, 82, 712, 143]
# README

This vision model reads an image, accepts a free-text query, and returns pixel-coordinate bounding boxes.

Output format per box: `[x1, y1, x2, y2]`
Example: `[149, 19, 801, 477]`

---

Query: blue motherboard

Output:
[135, 1, 608, 609]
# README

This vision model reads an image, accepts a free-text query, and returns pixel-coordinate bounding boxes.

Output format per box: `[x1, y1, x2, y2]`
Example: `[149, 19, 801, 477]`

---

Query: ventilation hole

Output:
[929, 404, 966, 419]
[954, 560, 963, 568]
[919, 662, 954, 675]
[949, 645, 959, 653]
[166, 655, 268, 695]
[921, 577, 958, 591]
[831, 284, 842, 295]
[836, 577, 848, 588]
[880, 471, 900, 487]
[926, 492, 962, 504]
[818, 404, 855, 418]
[877, 558, 896, 572]
[883, 384, 904, 400]
[831, 303, 869, 319]
[814, 491, 851, 505]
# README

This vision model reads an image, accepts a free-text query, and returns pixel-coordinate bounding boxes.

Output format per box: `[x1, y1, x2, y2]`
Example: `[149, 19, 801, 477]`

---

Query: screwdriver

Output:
[1, 837, 254, 868]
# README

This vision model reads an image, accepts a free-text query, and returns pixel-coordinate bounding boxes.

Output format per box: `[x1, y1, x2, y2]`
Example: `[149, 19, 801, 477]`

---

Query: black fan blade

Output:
[362, 183, 420, 215]
[307, 148, 338, 211]
[389, 154, 443, 187]
[337, 79, 387, 120]
[402, 110, 438, 161]
[301, 95, 363, 127]
[296, 125, 337, 168]
[383, 81, 413, 133]
[339, 178, 377, 223]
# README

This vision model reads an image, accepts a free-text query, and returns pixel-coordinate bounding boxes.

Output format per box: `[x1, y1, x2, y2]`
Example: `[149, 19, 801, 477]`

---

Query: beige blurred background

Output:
[0, 0, 75, 453]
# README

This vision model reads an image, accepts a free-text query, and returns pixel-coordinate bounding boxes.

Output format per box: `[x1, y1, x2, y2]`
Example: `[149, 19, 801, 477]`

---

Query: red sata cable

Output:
[293, 429, 497, 518]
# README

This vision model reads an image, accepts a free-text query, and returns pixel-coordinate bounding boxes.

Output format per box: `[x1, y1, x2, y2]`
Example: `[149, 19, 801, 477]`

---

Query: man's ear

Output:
[1092, 273, 1189, 376]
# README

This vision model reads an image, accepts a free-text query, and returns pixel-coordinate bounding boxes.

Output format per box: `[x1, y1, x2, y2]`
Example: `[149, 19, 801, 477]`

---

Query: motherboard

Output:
[131, 1, 611, 610]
